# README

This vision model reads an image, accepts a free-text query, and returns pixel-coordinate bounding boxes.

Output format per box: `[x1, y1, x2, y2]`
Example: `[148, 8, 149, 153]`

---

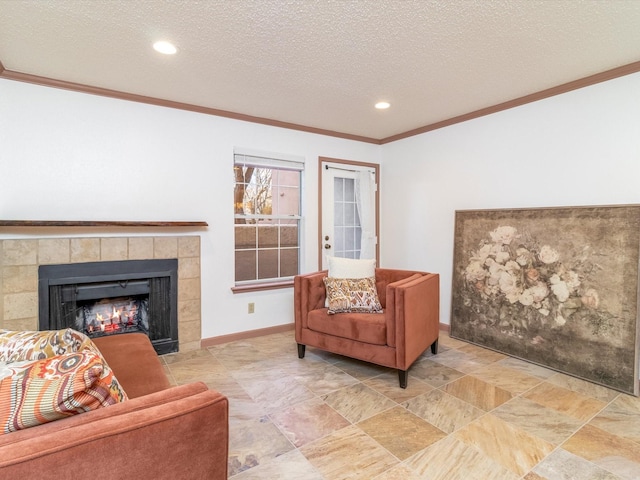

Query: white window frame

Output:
[233, 149, 304, 291]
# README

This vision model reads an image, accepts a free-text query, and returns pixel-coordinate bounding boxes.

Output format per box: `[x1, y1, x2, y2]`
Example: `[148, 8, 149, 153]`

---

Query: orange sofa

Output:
[0, 333, 229, 479]
[295, 268, 440, 388]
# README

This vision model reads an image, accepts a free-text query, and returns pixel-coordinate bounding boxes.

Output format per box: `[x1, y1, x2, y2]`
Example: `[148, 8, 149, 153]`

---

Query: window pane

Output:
[258, 250, 278, 279]
[280, 248, 299, 277]
[280, 224, 298, 247]
[345, 178, 355, 201]
[235, 250, 256, 282]
[274, 185, 300, 216]
[345, 202, 356, 225]
[257, 224, 278, 248]
[334, 202, 344, 226]
[334, 178, 344, 201]
[235, 224, 256, 249]
[335, 226, 345, 253]
[345, 226, 356, 251]
[244, 168, 273, 215]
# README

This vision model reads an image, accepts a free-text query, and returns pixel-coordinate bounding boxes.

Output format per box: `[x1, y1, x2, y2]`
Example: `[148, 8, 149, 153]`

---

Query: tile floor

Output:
[160, 330, 640, 479]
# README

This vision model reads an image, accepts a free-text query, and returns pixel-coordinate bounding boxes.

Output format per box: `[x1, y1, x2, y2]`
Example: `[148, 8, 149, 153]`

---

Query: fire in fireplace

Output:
[79, 295, 148, 336]
[38, 259, 178, 355]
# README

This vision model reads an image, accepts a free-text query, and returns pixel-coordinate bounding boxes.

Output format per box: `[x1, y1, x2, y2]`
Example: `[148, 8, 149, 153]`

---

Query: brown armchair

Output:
[294, 268, 439, 388]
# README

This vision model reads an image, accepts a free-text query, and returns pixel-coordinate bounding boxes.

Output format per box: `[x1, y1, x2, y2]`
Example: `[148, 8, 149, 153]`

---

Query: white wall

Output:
[3, 71, 639, 339]
[380, 72, 640, 326]
[0, 79, 381, 339]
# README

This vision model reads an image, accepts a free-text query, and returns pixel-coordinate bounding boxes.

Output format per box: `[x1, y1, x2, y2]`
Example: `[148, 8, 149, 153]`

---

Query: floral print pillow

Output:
[0, 328, 94, 364]
[323, 276, 383, 314]
[0, 349, 127, 433]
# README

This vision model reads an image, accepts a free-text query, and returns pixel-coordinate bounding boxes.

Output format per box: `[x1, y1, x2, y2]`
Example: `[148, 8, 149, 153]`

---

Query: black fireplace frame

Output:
[38, 259, 178, 355]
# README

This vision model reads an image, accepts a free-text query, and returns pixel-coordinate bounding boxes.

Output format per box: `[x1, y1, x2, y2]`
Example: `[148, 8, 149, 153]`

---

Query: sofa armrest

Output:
[392, 273, 440, 369]
[294, 270, 328, 334]
[384, 273, 424, 346]
[92, 332, 171, 398]
[0, 382, 229, 480]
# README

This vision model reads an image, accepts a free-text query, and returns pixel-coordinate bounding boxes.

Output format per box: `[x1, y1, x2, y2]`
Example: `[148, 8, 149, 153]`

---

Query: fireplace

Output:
[38, 259, 178, 355]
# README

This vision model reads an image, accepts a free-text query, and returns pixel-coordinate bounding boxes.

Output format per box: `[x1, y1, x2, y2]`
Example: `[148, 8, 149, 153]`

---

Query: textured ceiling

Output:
[1, 0, 640, 141]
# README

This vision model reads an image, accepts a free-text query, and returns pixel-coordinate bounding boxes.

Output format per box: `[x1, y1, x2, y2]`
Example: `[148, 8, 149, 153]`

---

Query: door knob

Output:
[324, 244, 331, 249]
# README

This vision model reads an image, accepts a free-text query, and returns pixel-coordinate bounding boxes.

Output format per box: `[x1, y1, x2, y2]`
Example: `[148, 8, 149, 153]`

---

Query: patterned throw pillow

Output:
[0, 328, 94, 363]
[325, 257, 377, 307]
[0, 328, 129, 434]
[0, 350, 127, 433]
[323, 276, 383, 314]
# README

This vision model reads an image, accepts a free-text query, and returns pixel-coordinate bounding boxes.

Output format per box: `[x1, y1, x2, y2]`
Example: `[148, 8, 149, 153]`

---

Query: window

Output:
[333, 176, 361, 259]
[233, 151, 303, 287]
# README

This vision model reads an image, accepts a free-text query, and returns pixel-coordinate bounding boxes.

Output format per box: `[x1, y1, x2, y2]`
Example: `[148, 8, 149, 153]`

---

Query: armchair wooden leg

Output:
[297, 343, 306, 359]
[398, 369, 408, 389]
[430, 338, 439, 355]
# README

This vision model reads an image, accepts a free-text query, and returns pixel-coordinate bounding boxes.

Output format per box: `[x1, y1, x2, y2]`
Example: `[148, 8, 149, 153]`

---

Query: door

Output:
[319, 159, 379, 270]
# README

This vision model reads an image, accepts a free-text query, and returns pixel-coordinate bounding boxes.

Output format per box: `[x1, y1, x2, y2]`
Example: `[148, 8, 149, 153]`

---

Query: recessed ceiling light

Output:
[153, 41, 177, 55]
[375, 101, 390, 110]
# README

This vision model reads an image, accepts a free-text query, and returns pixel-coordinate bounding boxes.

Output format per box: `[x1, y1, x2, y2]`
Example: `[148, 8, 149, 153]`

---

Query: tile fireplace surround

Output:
[0, 235, 202, 352]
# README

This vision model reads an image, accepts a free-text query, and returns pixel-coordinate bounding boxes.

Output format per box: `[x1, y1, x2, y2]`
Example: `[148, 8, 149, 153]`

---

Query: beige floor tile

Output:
[230, 449, 323, 480]
[457, 342, 507, 363]
[194, 370, 246, 396]
[331, 356, 393, 381]
[524, 382, 608, 422]
[428, 348, 488, 373]
[322, 383, 397, 423]
[227, 394, 267, 420]
[546, 372, 620, 403]
[163, 364, 176, 385]
[441, 375, 513, 411]
[357, 406, 447, 460]
[454, 414, 555, 476]
[165, 354, 227, 382]
[163, 329, 640, 479]
[299, 425, 399, 480]
[405, 436, 520, 480]
[526, 448, 621, 480]
[363, 370, 433, 403]
[492, 396, 584, 445]
[418, 342, 450, 360]
[562, 424, 640, 480]
[243, 331, 297, 356]
[288, 361, 359, 395]
[305, 347, 344, 364]
[497, 356, 556, 379]
[269, 396, 350, 448]
[404, 389, 485, 434]
[438, 334, 471, 349]
[372, 463, 424, 480]
[228, 415, 295, 477]
[209, 341, 266, 370]
[470, 363, 543, 395]
[590, 393, 640, 443]
[161, 347, 214, 365]
[406, 358, 465, 387]
[281, 350, 339, 373]
[232, 365, 316, 413]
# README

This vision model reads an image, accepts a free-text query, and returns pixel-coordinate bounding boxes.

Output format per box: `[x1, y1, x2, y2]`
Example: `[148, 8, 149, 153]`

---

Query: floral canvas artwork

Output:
[451, 205, 640, 395]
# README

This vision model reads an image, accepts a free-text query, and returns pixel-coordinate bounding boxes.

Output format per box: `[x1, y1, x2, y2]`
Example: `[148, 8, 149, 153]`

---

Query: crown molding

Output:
[2, 60, 640, 145]
[380, 60, 640, 144]
[0, 67, 381, 145]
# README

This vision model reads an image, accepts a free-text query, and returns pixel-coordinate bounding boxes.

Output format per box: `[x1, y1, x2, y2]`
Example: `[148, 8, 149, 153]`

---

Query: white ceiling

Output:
[1, 0, 640, 141]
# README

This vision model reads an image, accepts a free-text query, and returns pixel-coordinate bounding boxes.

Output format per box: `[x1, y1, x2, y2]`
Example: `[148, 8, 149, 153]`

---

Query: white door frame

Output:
[318, 157, 380, 270]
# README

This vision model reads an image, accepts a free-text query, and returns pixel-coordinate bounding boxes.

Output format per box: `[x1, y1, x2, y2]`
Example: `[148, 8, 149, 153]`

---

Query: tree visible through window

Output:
[234, 153, 302, 284]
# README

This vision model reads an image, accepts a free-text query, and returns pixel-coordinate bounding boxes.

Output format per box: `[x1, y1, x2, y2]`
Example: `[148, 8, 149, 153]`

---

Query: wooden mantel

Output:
[0, 220, 208, 227]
